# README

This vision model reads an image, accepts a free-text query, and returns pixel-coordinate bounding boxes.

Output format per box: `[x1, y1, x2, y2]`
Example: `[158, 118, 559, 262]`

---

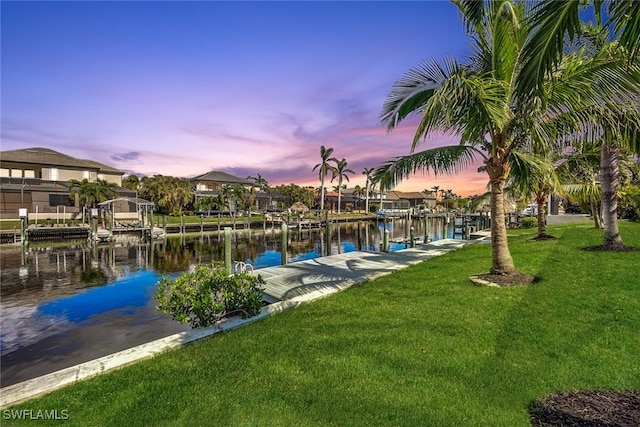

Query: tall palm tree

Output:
[362, 167, 375, 214]
[312, 145, 337, 210]
[378, 0, 638, 277]
[332, 158, 355, 215]
[521, 0, 640, 249]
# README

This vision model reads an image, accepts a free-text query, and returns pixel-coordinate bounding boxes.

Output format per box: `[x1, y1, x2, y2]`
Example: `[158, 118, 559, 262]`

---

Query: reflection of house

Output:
[0, 147, 133, 220]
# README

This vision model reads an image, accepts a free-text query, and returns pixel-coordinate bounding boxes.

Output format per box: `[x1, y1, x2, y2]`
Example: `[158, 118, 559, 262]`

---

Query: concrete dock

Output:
[0, 238, 476, 408]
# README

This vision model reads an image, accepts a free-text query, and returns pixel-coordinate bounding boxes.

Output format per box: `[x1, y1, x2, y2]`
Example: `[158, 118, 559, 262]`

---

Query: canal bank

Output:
[0, 238, 477, 408]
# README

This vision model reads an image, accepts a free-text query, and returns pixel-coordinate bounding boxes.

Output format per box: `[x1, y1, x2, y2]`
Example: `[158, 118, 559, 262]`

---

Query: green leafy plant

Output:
[519, 217, 538, 229]
[154, 262, 265, 328]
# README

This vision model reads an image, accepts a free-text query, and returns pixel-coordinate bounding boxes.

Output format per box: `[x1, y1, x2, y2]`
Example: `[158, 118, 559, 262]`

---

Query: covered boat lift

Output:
[96, 197, 163, 239]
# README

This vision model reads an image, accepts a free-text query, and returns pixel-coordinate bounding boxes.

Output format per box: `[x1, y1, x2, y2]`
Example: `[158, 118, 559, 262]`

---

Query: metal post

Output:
[424, 214, 429, 242]
[383, 229, 390, 252]
[280, 222, 288, 265]
[224, 227, 232, 273]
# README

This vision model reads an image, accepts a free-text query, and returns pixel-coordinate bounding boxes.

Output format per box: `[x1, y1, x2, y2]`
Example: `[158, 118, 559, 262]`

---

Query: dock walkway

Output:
[259, 238, 472, 302]
[1, 238, 476, 408]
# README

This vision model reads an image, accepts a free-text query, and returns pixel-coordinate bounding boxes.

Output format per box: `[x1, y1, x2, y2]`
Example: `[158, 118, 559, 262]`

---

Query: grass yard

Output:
[5, 222, 640, 426]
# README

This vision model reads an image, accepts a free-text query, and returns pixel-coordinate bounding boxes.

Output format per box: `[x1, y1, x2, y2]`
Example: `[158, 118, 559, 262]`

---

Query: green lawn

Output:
[6, 222, 640, 426]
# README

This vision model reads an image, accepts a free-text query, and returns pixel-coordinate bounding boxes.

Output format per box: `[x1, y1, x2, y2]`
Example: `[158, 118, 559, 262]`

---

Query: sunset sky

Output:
[2, 1, 490, 196]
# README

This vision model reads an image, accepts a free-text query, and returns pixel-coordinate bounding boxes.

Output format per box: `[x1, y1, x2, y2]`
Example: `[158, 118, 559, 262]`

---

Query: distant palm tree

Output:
[122, 174, 141, 192]
[312, 146, 337, 210]
[431, 186, 440, 202]
[68, 178, 118, 224]
[352, 185, 365, 211]
[247, 173, 269, 191]
[68, 178, 118, 211]
[362, 167, 375, 214]
[332, 158, 355, 215]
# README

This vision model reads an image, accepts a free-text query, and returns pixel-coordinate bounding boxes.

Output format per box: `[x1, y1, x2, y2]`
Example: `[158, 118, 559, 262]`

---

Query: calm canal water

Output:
[1, 218, 455, 387]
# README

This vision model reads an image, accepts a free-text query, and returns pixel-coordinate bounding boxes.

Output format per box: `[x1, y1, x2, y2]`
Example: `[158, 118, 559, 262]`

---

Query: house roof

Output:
[384, 191, 430, 200]
[0, 147, 123, 175]
[191, 170, 254, 185]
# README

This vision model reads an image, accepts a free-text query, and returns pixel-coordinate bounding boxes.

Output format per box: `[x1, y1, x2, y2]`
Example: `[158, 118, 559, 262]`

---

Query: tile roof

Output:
[0, 147, 123, 174]
[191, 171, 254, 185]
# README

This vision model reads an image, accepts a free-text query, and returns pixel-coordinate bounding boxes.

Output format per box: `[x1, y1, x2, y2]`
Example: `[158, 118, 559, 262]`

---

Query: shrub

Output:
[519, 216, 538, 229]
[369, 203, 380, 213]
[154, 262, 265, 328]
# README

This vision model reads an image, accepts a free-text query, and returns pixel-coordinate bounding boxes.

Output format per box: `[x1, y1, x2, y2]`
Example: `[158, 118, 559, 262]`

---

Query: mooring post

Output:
[280, 222, 288, 265]
[224, 227, 232, 273]
[200, 215, 204, 235]
[424, 214, 429, 242]
[383, 229, 390, 252]
[410, 226, 415, 248]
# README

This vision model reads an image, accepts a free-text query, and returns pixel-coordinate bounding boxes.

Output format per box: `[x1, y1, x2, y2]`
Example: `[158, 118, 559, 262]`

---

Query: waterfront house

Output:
[0, 147, 134, 220]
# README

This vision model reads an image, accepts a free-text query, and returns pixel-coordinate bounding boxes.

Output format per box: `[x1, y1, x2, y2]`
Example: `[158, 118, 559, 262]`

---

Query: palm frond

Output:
[517, 0, 582, 97]
[373, 145, 480, 189]
[380, 57, 462, 130]
[609, 0, 640, 61]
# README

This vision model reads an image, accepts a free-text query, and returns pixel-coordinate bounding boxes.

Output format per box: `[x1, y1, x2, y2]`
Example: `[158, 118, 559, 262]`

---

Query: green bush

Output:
[154, 262, 265, 328]
[369, 203, 380, 213]
[519, 216, 538, 229]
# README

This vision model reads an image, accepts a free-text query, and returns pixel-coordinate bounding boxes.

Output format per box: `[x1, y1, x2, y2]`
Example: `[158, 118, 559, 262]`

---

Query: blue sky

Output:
[2, 1, 489, 195]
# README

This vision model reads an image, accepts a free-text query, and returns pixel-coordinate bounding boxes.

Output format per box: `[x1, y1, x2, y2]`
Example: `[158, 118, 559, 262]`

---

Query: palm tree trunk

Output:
[320, 175, 325, 211]
[600, 140, 623, 248]
[490, 178, 518, 275]
[337, 186, 342, 215]
[536, 199, 547, 238]
[591, 201, 603, 229]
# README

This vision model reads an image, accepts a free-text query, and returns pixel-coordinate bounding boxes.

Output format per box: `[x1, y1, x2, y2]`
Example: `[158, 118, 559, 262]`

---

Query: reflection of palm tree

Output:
[313, 146, 337, 210]
[332, 158, 355, 215]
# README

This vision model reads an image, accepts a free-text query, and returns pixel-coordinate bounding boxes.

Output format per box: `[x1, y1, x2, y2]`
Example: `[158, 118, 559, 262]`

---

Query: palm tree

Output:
[507, 151, 562, 239]
[521, 1, 640, 249]
[431, 186, 440, 202]
[312, 146, 337, 211]
[378, 0, 638, 277]
[352, 185, 365, 211]
[247, 173, 269, 191]
[68, 178, 118, 210]
[122, 174, 140, 192]
[331, 158, 355, 215]
[362, 167, 375, 214]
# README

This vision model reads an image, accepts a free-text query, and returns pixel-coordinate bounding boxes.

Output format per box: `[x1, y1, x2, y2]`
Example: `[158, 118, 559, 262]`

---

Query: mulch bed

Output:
[529, 391, 640, 427]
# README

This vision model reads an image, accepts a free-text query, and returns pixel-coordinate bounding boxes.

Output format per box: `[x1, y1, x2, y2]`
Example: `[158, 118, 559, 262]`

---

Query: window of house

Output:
[24, 170, 35, 178]
[0, 168, 9, 177]
[83, 170, 90, 179]
[11, 169, 22, 178]
[49, 194, 74, 207]
[50, 168, 59, 181]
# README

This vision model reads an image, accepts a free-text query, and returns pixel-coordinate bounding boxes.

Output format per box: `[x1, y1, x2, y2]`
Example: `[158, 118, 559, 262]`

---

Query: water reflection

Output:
[0, 217, 455, 386]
